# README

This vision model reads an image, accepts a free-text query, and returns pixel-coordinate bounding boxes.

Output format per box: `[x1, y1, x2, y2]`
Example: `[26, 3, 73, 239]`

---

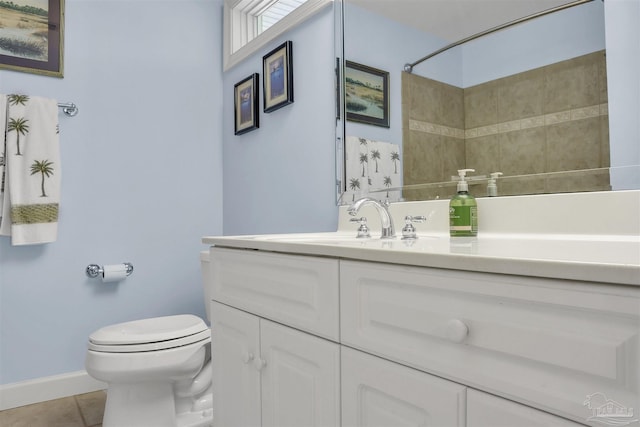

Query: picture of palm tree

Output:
[371, 149, 381, 173]
[391, 151, 400, 173]
[359, 153, 368, 177]
[349, 178, 360, 201]
[383, 176, 392, 198]
[8, 117, 30, 155]
[30, 159, 54, 197]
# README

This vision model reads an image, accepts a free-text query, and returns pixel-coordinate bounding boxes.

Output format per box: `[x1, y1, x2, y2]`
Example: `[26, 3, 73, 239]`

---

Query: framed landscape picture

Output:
[234, 73, 259, 135]
[0, 0, 64, 77]
[263, 40, 293, 113]
[345, 61, 389, 127]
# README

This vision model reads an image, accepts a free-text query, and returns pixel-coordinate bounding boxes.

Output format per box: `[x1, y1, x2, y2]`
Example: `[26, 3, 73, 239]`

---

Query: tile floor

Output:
[0, 390, 105, 427]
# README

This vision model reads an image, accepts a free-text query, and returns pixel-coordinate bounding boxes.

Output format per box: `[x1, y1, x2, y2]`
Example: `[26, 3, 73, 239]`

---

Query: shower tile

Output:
[465, 81, 498, 129]
[499, 127, 546, 176]
[601, 114, 610, 167]
[544, 52, 600, 113]
[465, 134, 500, 177]
[597, 51, 608, 104]
[546, 169, 611, 193]
[0, 397, 85, 427]
[499, 175, 547, 197]
[547, 117, 601, 171]
[497, 68, 545, 123]
[441, 137, 466, 181]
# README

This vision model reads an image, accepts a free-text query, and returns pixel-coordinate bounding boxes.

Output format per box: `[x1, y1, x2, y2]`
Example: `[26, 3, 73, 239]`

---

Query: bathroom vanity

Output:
[202, 191, 640, 427]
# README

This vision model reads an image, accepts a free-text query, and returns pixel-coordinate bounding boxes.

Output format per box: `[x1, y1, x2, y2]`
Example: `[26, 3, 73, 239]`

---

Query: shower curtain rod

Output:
[403, 0, 595, 73]
[58, 102, 78, 117]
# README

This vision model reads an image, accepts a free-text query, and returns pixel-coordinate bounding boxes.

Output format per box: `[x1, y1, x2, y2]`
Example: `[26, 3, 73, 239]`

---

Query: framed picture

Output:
[263, 40, 293, 113]
[345, 61, 389, 128]
[234, 73, 259, 135]
[0, 0, 64, 77]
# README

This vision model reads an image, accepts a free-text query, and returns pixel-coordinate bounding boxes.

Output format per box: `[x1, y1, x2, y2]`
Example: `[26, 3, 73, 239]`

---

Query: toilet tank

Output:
[200, 250, 212, 322]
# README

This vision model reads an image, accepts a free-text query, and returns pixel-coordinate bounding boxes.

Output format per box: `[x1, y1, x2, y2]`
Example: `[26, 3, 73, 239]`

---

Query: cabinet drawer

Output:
[342, 346, 466, 427]
[467, 389, 583, 427]
[340, 260, 640, 425]
[210, 247, 340, 340]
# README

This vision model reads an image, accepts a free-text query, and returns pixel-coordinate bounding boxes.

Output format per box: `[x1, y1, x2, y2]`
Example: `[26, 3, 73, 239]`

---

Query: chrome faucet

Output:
[348, 197, 395, 239]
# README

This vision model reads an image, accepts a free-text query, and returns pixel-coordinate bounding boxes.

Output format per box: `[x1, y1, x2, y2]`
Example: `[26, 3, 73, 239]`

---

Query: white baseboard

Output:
[0, 370, 106, 411]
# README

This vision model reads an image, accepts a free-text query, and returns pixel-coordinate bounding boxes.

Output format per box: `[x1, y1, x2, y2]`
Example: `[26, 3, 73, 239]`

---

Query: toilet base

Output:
[102, 381, 213, 427]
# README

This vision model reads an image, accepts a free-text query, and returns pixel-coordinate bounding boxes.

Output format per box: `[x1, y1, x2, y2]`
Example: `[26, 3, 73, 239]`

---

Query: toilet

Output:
[85, 252, 213, 427]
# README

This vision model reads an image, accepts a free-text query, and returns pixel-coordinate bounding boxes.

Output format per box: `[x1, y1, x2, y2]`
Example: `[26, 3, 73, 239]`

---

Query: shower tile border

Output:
[409, 103, 608, 141]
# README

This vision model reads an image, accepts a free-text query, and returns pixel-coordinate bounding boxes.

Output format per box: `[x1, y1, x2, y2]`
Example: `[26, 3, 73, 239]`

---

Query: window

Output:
[223, 0, 332, 71]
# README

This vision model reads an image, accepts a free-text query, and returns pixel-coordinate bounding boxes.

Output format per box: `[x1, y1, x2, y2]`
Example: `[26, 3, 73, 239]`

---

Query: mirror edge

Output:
[334, 0, 346, 204]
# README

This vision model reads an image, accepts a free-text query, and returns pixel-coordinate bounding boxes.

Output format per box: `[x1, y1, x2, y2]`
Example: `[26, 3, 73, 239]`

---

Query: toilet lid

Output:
[89, 314, 208, 346]
[88, 329, 210, 353]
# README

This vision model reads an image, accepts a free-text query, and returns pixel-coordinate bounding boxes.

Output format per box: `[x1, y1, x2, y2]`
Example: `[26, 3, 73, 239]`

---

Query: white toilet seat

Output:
[88, 314, 210, 353]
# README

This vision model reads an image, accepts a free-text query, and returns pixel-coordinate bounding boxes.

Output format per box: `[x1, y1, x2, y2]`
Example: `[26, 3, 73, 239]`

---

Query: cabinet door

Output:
[260, 319, 340, 427]
[211, 302, 261, 427]
[342, 346, 466, 427]
[467, 389, 584, 427]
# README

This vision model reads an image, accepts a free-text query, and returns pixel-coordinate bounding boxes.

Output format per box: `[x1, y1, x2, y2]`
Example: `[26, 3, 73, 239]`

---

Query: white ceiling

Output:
[348, 0, 578, 42]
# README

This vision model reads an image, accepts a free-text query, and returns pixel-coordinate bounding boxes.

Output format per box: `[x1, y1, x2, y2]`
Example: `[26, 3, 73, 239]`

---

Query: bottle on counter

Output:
[449, 169, 478, 237]
[487, 172, 503, 197]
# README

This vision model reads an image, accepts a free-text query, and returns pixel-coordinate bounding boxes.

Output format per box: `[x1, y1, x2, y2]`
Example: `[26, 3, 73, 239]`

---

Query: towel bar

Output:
[58, 102, 78, 117]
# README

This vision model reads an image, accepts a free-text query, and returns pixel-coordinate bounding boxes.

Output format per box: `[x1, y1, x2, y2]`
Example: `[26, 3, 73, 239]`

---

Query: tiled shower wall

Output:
[402, 50, 610, 200]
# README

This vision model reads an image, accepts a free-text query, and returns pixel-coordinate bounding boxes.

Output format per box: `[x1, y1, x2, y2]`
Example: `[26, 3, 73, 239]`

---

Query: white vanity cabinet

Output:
[206, 244, 639, 427]
[208, 248, 341, 427]
[211, 301, 340, 427]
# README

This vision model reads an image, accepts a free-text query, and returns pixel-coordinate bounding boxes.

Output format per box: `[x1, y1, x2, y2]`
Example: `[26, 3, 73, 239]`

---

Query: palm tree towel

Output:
[0, 94, 60, 245]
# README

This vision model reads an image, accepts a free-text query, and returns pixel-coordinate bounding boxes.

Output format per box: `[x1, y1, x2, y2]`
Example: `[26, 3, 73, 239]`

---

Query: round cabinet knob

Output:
[446, 319, 469, 343]
[254, 358, 267, 371]
[242, 352, 254, 364]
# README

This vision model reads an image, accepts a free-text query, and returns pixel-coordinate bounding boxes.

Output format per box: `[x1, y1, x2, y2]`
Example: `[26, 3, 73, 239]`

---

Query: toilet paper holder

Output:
[86, 263, 134, 278]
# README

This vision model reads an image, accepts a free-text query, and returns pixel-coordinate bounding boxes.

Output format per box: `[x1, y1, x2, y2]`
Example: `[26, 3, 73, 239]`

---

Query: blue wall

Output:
[0, 0, 223, 384]
[221, 5, 339, 235]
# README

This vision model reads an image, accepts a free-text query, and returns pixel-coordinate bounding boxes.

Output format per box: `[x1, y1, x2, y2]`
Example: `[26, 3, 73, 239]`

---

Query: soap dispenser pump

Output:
[449, 169, 478, 237]
[487, 172, 503, 197]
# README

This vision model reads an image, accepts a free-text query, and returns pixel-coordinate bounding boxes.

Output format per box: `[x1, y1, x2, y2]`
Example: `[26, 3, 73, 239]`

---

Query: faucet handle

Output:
[401, 215, 427, 240]
[349, 217, 371, 238]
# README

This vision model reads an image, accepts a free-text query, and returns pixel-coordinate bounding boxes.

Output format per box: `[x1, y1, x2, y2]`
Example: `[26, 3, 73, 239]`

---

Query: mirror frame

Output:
[223, 0, 333, 71]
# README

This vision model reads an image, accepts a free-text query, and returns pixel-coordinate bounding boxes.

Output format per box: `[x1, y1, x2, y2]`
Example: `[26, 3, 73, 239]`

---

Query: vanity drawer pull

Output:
[446, 319, 469, 343]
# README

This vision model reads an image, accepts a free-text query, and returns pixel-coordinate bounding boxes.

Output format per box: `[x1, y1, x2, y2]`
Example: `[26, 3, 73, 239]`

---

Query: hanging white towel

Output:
[343, 135, 402, 204]
[0, 94, 60, 245]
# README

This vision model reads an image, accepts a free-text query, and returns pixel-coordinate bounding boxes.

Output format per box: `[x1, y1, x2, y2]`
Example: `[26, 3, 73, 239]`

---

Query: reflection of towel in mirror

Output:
[0, 94, 60, 245]
[343, 135, 402, 204]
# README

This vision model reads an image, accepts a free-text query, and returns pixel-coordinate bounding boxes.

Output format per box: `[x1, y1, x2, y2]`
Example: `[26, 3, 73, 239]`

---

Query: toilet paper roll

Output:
[102, 264, 128, 283]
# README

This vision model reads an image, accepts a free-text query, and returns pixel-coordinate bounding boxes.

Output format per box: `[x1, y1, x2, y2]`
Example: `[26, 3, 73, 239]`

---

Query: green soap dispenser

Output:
[449, 169, 478, 237]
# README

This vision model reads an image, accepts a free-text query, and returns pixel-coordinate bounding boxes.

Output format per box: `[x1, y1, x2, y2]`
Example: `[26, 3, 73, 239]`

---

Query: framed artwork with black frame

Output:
[0, 0, 64, 77]
[345, 61, 389, 128]
[263, 40, 293, 113]
[234, 73, 260, 135]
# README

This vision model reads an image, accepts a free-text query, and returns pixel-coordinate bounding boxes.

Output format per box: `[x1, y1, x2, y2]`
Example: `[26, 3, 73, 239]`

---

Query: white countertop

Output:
[203, 191, 640, 286]
[202, 231, 640, 286]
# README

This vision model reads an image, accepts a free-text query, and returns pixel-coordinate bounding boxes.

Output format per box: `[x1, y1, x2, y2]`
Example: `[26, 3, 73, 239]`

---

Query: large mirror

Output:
[336, 0, 637, 204]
